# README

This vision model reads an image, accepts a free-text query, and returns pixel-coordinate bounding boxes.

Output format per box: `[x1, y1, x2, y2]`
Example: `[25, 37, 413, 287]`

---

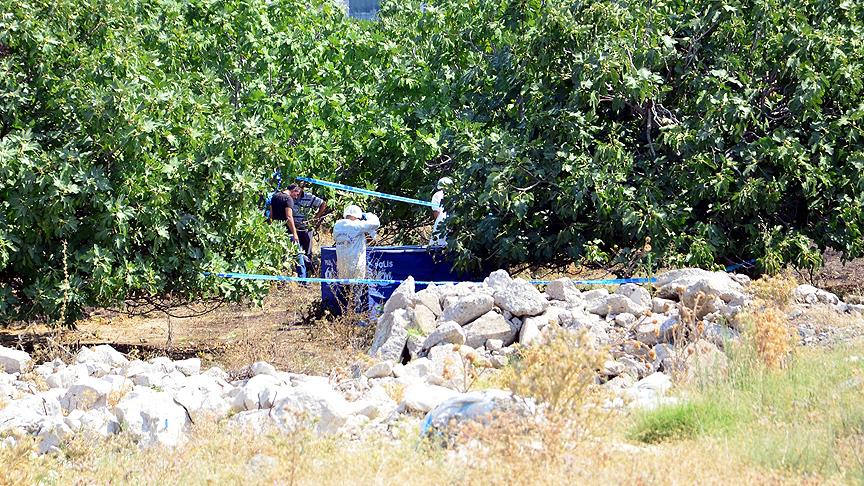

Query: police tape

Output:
[724, 259, 756, 272]
[296, 176, 438, 208]
[204, 272, 656, 286]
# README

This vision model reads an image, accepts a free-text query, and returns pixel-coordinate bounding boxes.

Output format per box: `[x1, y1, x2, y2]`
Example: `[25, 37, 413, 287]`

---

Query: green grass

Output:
[629, 400, 738, 443]
[628, 342, 864, 482]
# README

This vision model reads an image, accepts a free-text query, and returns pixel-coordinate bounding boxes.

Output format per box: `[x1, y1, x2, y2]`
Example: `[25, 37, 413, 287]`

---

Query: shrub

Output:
[737, 304, 797, 370]
[504, 326, 608, 419]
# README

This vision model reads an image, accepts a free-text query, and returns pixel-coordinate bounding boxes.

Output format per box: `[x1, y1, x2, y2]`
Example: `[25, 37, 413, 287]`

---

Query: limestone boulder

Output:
[369, 309, 411, 361]
[0, 346, 32, 373]
[463, 311, 519, 348]
[113, 389, 191, 447]
[421, 321, 466, 350]
[440, 293, 495, 326]
[494, 279, 548, 317]
[382, 277, 415, 314]
[546, 278, 581, 303]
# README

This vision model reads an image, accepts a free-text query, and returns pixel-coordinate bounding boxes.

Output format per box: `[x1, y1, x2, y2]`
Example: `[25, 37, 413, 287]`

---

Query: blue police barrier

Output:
[319, 245, 488, 314]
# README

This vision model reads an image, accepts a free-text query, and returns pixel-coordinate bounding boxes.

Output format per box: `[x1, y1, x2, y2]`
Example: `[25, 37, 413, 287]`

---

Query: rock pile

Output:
[1, 336, 543, 454]
[368, 268, 863, 402]
[2, 268, 858, 453]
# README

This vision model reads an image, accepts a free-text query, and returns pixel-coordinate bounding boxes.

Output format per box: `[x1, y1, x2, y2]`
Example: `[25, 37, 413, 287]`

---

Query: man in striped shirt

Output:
[288, 184, 328, 272]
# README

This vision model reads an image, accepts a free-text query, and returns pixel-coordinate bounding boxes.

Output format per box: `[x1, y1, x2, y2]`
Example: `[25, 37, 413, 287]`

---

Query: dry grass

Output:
[0, 414, 840, 486]
[503, 327, 608, 418]
[749, 273, 798, 310]
[736, 303, 797, 370]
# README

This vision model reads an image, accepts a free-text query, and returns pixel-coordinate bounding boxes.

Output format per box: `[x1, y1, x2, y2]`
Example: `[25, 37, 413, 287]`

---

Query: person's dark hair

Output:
[286, 183, 299, 191]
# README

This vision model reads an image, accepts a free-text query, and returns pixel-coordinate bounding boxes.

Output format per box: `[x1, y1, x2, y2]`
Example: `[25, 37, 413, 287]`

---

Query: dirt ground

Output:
[3, 251, 864, 376]
[0, 283, 371, 377]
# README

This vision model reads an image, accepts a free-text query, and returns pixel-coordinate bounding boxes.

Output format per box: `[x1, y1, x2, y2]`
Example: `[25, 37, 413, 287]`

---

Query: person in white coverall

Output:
[429, 177, 452, 247]
[333, 204, 380, 279]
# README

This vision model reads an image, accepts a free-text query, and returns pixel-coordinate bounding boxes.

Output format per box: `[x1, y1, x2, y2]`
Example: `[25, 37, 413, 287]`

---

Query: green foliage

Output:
[3, 0, 864, 323]
[629, 400, 737, 444]
[411, 0, 864, 273]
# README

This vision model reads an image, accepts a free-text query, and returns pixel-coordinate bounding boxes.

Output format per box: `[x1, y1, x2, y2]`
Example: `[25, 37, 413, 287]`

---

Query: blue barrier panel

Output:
[320, 245, 485, 313]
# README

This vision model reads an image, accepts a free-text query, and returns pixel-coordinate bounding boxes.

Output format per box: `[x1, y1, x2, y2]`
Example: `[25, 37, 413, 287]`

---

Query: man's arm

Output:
[285, 207, 301, 245]
[314, 200, 327, 222]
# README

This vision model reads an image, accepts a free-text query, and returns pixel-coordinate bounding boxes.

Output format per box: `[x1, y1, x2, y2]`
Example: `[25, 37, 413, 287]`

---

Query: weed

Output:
[749, 273, 797, 310]
[503, 327, 608, 424]
[737, 303, 797, 370]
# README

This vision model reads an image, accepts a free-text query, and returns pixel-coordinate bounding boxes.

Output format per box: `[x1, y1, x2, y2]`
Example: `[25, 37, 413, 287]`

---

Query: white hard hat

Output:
[343, 204, 363, 219]
[437, 177, 453, 189]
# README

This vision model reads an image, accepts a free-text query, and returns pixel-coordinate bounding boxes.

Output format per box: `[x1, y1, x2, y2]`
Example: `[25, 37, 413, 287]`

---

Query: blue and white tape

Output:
[204, 272, 656, 286]
[296, 176, 438, 208]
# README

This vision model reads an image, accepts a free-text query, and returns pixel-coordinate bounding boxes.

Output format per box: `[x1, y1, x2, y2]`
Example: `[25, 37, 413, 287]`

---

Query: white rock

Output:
[400, 383, 459, 413]
[62, 377, 114, 411]
[270, 382, 353, 435]
[122, 360, 154, 378]
[64, 408, 120, 437]
[412, 287, 442, 317]
[382, 277, 415, 314]
[582, 288, 609, 301]
[522, 307, 567, 331]
[46, 364, 89, 389]
[440, 293, 495, 326]
[682, 339, 729, 383]
[174, 358, 201, 376]
[229, 410, 275, 434]
[703, 323, 740, 347]
[485, 339, 504, 352]
[427, 345, 473, 390]
[518, 317, 541, 346]
[234, 374, 287, 411]
[602, 360, 626, 376]
[173, 375, 233, 422]
[132, 372, 167, 388]
[546, 278, 581, 303]
[421, 321, 466, 350]
[149, 356, 176, 373]
[114, 389, 191, 447]
[251, 361, 278, 377]
[369, 309, 411, 360]
[203, 366, 229, 381]
[0, 399, 47, 435]
[793, 284, 839, 305]
[652, 343, 676, 372]
[36, 415, 73, 454]
[652, 297, 676, 314]
[401, 358, 437, 383]
[83, 361, 112, 378]
[493, 279, 549, 317]
[0, 346, 32, 373]
[587, 294, 648, 317]
[483, 269, 513, 292]
[625, 372, 674, 410]
[409, 305, 438, 335]
[351, 385, 397, 419]
[365, 361, 395, 379]
[463, 311, 519, 348]
[634, 322, 661, 346]
[614, 312, 637, 327]
[616, 283, 652, 309]
[91, 345, 129, 367]
[406, 333, 424, 361]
